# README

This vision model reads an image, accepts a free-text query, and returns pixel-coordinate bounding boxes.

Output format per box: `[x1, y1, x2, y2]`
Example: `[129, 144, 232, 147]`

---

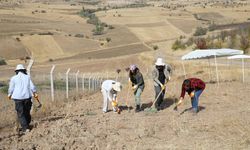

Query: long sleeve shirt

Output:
[180, 78, 205, 98]
[129, 71, 145, 90]
[101, 80, 117, 101]
[8, 72, 36, 100]
[152, 65, 172, 86]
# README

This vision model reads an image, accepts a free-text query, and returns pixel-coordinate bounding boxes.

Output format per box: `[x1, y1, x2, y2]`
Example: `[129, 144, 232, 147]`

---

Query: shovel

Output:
[144, 85, 165, 112]
[34, 97, 42, 112]
[125, 81, 132, 112]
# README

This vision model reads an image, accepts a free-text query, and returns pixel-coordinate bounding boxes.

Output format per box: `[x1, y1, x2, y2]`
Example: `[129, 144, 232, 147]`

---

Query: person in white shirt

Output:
[8, 64, 38, 133]
[101, 80, 122, 113]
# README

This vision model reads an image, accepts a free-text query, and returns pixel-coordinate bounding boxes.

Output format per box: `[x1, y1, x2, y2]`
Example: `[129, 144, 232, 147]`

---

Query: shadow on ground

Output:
[179, 106, 206, 115]
[141, 96, 178, 111]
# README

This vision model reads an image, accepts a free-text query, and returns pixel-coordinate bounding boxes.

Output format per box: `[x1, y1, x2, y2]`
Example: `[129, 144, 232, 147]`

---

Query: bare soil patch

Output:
[65, 43, 151, 59]
[167, 18, 198, 34]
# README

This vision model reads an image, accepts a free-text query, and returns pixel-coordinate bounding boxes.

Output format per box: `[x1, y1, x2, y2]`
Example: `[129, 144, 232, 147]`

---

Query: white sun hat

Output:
[15, 64, 25, 71]
[112, 82, 122, 92]
[155, 58, 165, 66]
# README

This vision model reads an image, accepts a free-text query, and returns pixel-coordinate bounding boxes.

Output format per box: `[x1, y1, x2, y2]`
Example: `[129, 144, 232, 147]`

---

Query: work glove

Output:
[132, 85, 138, 90]
[189, 91, 195, 98]
[160, 84, 165, 90]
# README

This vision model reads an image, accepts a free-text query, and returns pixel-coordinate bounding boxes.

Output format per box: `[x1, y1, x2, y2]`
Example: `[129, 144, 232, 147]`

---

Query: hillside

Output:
[0, 80, 249, 149]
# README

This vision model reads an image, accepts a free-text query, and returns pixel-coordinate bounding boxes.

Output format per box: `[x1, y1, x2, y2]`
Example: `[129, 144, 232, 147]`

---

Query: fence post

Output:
[27, 59, 34, 75]
[82, 74, 85, 92]
[66, 68, 70, 99]
[89, 75, 92, 91]
[75, 70, 79, 93]
[50, 65, 56, 101]
[92, 76, 96, 91]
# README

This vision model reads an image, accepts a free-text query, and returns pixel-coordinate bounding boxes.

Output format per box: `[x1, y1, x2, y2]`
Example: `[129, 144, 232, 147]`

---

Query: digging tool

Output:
[151, 85, 165, 108]
[174, 98, 182, 111]
[112, 100, 121, 114]
[144, 85, 166, 112]
[33, 96, 42, 112]
[174, 91, 194, 111]
[115, 69, 121, 81]
[125, 81, 132, 112]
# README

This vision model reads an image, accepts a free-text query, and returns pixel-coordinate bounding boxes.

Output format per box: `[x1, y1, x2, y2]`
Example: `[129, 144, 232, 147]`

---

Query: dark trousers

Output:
[14, 98, 32, 131]
[154, 86, 165, 108]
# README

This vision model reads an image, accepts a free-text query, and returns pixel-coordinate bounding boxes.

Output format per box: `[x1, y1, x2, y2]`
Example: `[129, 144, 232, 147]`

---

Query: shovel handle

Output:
[151, 87, 165, 108]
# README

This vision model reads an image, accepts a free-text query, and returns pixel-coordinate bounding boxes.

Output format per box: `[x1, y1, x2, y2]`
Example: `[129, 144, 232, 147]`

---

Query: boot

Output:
[135, 105, 140, 112]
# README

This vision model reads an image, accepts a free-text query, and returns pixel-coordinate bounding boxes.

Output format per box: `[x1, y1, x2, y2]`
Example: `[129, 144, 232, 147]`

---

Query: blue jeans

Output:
[134, 88, 143, 106]
[191, 90, 203, 112]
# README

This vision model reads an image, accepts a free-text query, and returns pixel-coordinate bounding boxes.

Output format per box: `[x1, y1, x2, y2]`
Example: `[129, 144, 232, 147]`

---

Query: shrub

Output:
[108, 25, 115, 29]
[195, 38, 207, 49]
[0, 85, 8, 94]
[213, 40, 223, 49]
[25, 56, 31, 60]
[220, 31, 229, 42]
[16, 37, 21, 41]
[185, 37, 194, 46]
[240, 35, 250, 52]
[93, 24, 104, 35]
[172, 39, 186, 51]
[153, 45, 159, 50]
[87, 15, 100, 25]
[0, 58, 7, 65]
[106, 37, 111, 42]
[75, 34, 84, 38]
[193, 27, 207, 36]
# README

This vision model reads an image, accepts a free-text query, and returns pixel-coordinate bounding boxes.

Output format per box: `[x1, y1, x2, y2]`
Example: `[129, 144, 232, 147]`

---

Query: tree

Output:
[93, 24, 104, 35]
[195, 38, 207, 49]
[240, 35, 249, 53]
[193, 27, 207, 36]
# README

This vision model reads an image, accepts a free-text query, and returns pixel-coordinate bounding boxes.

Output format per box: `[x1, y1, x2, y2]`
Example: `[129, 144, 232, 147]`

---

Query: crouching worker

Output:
[101, 80, 122, 113]
[176, 78, 205, 114]
[8, 64, 38, 134]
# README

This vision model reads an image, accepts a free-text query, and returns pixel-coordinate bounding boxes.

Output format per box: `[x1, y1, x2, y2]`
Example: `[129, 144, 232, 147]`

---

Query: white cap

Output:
[155, 58, 165, 66]
[15, 64, 25, 71]
[112, 82, 122, 92]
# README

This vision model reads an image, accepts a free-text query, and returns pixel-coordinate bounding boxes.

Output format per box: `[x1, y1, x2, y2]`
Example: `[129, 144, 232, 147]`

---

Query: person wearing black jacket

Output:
[129, 64, 145, 112]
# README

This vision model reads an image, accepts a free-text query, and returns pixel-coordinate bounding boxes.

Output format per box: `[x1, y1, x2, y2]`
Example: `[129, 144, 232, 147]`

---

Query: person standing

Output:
[129, 64, 145, 112]
[8, 64, 38, 133]
[152, 58, 172, 110]
[101, 80, 122, 113]
[176, 78, 206, 113]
